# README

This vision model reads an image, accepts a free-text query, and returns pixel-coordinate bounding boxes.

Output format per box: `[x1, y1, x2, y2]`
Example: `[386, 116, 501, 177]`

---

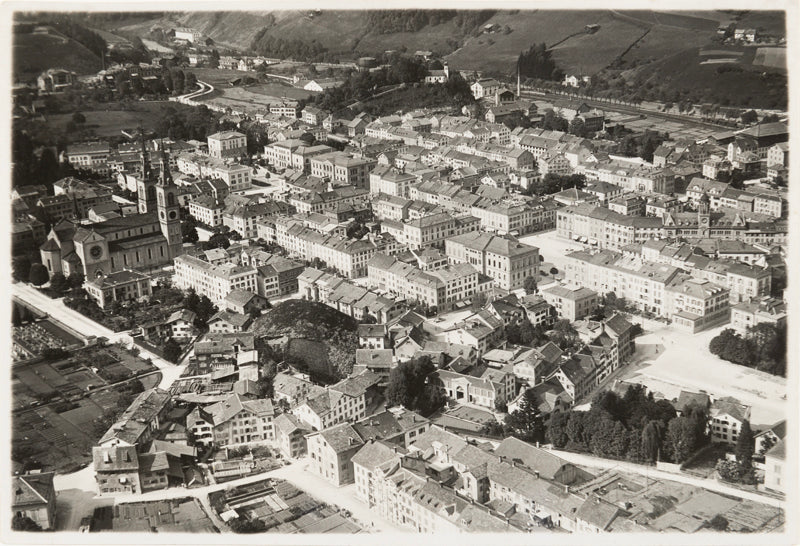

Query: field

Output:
[13, 28, 102, 82]
[88, 27, 131, 47]
[753, 47, 786, 69]
[42, 100, 184, 138]
[621, 25, 722, 65]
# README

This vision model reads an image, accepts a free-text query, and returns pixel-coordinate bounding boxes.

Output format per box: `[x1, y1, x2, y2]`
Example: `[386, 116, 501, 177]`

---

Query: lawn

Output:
[753, 47, 786, 70]
[13, 30, 101, 82]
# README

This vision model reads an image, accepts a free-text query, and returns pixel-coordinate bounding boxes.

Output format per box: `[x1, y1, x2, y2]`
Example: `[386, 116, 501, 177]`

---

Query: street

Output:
[519, 229, 583, 273]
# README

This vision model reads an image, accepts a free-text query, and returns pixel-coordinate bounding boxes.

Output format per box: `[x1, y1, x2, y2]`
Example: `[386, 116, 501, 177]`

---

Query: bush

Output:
[549, 267, 558, 275]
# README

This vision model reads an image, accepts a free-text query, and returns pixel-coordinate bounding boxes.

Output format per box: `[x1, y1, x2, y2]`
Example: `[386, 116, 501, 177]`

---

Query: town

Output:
[9, 10, 789, 537]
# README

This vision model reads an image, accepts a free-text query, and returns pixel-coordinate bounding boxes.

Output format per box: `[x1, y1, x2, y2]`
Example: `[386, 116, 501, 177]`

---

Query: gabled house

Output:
[12, 472, 56, 530]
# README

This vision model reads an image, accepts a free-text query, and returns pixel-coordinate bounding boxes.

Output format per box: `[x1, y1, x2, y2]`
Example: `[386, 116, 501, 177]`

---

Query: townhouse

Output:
[381, 212, 480, 250]
[274, 223, 377, 278]
[541, 285, 600, 322]
[292, 371, 381, 431]
[207, 131, 247, 160]
[309, 152, 376, 188]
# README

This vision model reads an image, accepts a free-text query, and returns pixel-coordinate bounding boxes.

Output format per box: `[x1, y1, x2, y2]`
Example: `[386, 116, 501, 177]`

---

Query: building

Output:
[85, 269, 152, 309]
[445, 232, 539, 291]
[173, 254, 258, 304]
[208, 131, 247, 160]
[12, 472, 56, 530]
[37, 68, 75, 92]
[274, 413, 310, 459]
[40, 148, 183, 278]
[65, 142, 111, 174]
[762, 439, 785, 493]
[730, 297, 786, 334]
[471, 78, 501, 99]
[174, 27, 202, 43]
[292, 371, 381, 431]
[541, 285, 600, 321]
[709, 398, 751, 445]
[187, 394, 275, 448]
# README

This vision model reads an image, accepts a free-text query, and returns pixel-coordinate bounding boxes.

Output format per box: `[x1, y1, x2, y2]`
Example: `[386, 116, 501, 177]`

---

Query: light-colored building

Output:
[541, 285, 599, 322]
[709, 398, 751, 446]
[445, 231, 539, 291]
[12, 473, 56, 530]
[730, 297, 786, 334]
[187, 394, 275, 448]
[208, 131, 247, 160]
[85, 269, 152, 309]
[174, 254, 258, 304]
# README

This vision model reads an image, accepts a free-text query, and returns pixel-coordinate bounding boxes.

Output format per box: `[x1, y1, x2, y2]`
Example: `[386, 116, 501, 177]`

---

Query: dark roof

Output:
[12, 472, 55, 508]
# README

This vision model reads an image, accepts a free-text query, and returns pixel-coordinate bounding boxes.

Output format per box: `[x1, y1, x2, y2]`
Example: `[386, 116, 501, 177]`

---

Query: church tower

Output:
[155, 149, 182, 258]
[137, 135, 157, 214]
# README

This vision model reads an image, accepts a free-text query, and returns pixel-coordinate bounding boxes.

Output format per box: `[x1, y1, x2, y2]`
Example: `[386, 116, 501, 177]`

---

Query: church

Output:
[40, 141, 183, 280]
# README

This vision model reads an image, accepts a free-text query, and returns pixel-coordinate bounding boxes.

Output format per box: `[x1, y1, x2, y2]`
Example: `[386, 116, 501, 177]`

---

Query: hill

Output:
[13, 26, 102, 82]
[249, 299, 359, 383]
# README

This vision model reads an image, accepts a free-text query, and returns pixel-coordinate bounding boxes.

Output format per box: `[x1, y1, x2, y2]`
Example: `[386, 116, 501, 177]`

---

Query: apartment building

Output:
[186, 394, 275, 448]
[289, 186, 369, 215]
[541, 285, 600, 321]
[85, 269, 152, 309]
[207, 131, 247, 160]
[188, 195, 225, 227]
[174, 254, 258, 304]
[309, 152, 376, 188]
[275, 223, 377, 278]
[730, 297, 786, 334]
[65, 142, 111, 174]
[369, 167, 418, 198]
[223, 201, 292, 239]
[445, 231, 539, 291]
[470, 197, 557, 236]
[176, 154, 252, 191]
[292, 371, 381, 431]
[580, 159, 674, 194]
[382, 212, 480, 250]
[367, 252, 480, 311]
[709, 398, 751, 446]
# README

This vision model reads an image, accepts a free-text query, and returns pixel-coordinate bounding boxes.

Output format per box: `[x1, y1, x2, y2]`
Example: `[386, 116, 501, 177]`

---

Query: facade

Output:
[187, 394, 275, 448]
[173, 254, 258, 304]
[85, 269, 152, 309]
[445, 231, 540, 291]
[709, 398, 751, 445]
[541, 285, 600, 321]
[730, 297, 786, 334]
[208, 131, 247, 160]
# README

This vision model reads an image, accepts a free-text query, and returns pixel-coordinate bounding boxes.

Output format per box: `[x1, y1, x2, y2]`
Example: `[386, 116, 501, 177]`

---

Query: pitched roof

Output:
[576, 497, 624, 530]
[316, 422, 365, 453]
[12, 473, 55, 507]
[351, 440, 401, 471]
[494, 436, 571, 481]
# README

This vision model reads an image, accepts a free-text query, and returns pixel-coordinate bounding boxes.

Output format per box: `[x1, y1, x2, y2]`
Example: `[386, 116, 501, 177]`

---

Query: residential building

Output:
[187, 394, 275, 448]
[12, 472, 56, 530]
[541, 285, 599, 321]
[173, 254, 258, 304]
[709, 398, 751, 445]
[730, 297, 786, 334]
[274, 413, 310, 459]
[292, 371, 381, 431]
[762, 439, 785, 493]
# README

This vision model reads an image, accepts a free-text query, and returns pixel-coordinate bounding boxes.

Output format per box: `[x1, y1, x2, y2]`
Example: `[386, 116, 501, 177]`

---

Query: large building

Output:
[40, 147, 182, 279]
[208, 131, 247, 159]
[445, 232, 539, 291]
[187, 394, 275, 448]
[173, 254, 258, 303]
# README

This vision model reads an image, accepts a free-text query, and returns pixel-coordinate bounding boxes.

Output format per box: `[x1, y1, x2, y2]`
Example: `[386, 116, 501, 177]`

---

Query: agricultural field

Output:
[549, 19, 647, 75]
[753, 47, 786, 69]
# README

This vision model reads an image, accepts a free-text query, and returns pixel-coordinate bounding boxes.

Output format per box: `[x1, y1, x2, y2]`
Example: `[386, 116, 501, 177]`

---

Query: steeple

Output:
[139, 127, 151, 181]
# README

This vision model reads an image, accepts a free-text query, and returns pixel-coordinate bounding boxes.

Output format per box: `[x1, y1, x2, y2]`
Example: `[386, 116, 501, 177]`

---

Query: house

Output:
[576, 497, 628, 532]
[274, 413, 311, 459]
[470, 78, 501, 99]
[84, 269, 152, 310]
[292, 370, 381, 431]
[709, 397, 751, 445]
[224, 289, 269, 315]
[762, 439, 785, 493]
[12, 472, 57, 530]
[207, 310, 252, 334]
[357, 323, 390, 349]
[353, 348, 395, 380]
[674, 390, 711, 416]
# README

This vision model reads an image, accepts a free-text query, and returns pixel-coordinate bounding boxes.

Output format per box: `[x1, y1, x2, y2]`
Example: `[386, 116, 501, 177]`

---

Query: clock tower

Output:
[155, 150, 183, 258]
[697, 192, 711, 238]
[137, 135, 157, 213]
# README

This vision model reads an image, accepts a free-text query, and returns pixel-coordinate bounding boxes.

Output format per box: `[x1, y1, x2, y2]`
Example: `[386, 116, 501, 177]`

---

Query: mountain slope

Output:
[13, 26, 102, 81]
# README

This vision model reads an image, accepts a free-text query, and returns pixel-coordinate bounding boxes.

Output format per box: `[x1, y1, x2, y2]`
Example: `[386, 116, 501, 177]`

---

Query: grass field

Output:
[43, 100, 182, 138]
[13, 29, 101, 82]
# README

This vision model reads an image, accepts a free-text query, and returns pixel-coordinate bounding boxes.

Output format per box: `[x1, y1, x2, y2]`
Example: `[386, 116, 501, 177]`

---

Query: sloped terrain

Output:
[13, 27, 102, 82]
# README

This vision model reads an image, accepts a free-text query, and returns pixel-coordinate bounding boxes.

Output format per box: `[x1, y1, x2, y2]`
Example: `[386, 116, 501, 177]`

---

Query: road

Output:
[13, 282, 189, 390]
[544, 447, 785, 509]
[55, 457, 408, 533]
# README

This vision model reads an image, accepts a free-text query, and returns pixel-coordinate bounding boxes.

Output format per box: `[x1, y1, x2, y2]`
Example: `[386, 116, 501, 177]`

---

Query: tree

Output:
[708, 514, 729, 531]
[666, 417, 697, 464]
[162, 337, 182, 363]
[206, 232, 231, 250]
[49, 272, 69, 293]
[385, 355, 442, 416]
[759, 434, 776, 456]
[229, 516, 267, 533]
[11, 514, 42, 532]
[546, 410, 570, 448]
[28, 263, 49, 286]
[72, 111, 86, 124]
[641, 420, 661, 463]
[505, 388, 544, 443]
[740, 110, 758, 125]
[523, 275, 538, 294]
[12, 304, 22, 326]
[12, 255, 32, 282]
[735, 420, 754, 470]
[67, 271, 85, 289]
